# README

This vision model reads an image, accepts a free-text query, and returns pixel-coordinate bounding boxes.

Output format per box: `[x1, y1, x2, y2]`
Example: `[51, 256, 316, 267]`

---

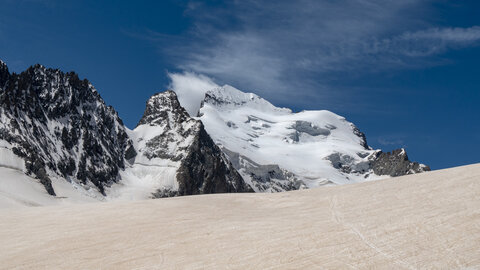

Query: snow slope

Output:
[0, 167, 103, 209]
[0, 144, 103, 208]
[106, 124, 183, 200]
[1, 163, 478, 269]
[198, 85, 384, 192]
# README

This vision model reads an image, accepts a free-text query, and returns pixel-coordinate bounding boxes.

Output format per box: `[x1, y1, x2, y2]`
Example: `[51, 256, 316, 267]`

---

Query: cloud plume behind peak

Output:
[167, 71, 219, 117]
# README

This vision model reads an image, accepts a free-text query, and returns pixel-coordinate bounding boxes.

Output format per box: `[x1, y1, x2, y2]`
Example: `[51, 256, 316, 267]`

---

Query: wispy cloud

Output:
[365, 26, 480, 58]
[167, 71, 219, 116]
[401, 26, 480, 43]
[377, 137, 406, 147]
[135, 0, 480, 109]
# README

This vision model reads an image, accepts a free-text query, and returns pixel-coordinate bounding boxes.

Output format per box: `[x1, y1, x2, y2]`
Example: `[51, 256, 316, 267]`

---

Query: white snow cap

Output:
[205, 85, 292, 114]
[167, 71, 219, 116]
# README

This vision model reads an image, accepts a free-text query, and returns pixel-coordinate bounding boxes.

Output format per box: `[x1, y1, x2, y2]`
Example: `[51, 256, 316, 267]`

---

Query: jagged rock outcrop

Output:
[0, 60, 9, 89]
[0, 62, 133, 195]
[129, 90, 252, 198]
[370, 149, 430, 177]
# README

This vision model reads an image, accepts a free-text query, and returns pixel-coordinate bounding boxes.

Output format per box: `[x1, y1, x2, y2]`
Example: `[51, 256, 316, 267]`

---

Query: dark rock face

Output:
[0, 62, 133, 195]
[351, 124, 369, 150]
[370, 149, 430, 177]
[0, 60, 9, 89]
[124, 145, 137, 161]
[138, 91, 252, 197]
[138, 90, 190, 126]
[176, 124, 251, 195]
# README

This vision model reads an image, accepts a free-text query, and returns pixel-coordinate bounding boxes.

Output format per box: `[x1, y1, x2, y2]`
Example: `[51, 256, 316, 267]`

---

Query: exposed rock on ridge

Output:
[370, 148, 430, 177]
[0, 62, 133, 195]
[176, 124, 251, 195]
[0, 60, 9, 89]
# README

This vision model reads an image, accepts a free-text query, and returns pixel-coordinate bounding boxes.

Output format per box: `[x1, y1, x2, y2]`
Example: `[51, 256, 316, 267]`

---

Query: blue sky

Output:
[0, 0, 479, 169]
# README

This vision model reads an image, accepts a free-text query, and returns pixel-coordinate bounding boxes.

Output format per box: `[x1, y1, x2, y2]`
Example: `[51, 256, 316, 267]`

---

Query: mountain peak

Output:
[197, 84, 429, 191]
[202, 85, 292, 114]
[0, 59, 9, 88]
[0, 63, 132, 196]
[122, 88, 251, 198]
[1, 63, 103, 121]
[148, 90, 179, 105]
[138, 90, 190, 126]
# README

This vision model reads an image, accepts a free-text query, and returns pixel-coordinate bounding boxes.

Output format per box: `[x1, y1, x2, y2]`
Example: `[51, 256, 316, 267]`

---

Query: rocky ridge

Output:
[370, 149, 430, 177]
[0, 63, 132, 195]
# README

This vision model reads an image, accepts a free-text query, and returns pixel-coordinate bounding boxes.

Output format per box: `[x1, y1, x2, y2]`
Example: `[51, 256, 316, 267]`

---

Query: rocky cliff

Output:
[0, 63, 133, 195]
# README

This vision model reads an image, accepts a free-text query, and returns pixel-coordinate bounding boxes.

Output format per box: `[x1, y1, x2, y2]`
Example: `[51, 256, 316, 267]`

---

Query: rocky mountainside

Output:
[0, 60, 9, 88]
[0, 62, 132, 196]
[196, 85, 429, 192]
[0, 61, 250, 200]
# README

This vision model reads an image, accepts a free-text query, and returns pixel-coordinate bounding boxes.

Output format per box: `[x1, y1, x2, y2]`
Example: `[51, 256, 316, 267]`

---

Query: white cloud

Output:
[180, 33, 286, 96]
[391, 26, 480, 56]
[167, 71, 219, 116]
[401, 26, 480, 43]
[157, 1, 427, 96]
[139, 1, 480, 110]
[378, 137, 405, 146]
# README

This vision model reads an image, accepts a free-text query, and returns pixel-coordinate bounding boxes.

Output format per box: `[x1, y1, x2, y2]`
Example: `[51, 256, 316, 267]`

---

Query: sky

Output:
[0, 0, 479, 169]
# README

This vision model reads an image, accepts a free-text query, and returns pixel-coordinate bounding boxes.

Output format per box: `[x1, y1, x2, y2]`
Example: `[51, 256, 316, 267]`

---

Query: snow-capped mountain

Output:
[196, 85, 429, 192]
[107, 90, 250, 200]
[0, 60, 428, 207]
[0, 62, 133, 197]
[0, 61, 250, 204]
